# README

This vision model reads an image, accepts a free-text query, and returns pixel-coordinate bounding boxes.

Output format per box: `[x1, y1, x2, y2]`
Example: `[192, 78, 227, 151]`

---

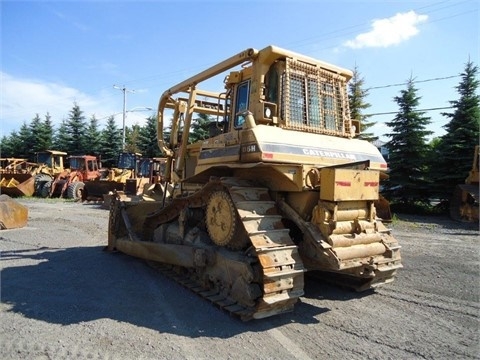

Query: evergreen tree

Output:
[384, 78, 433, 206]
[53, 119, 70, 152]
[162, 118, 173, 148]
[42, 113, 54, 149]
[65, 102, 87, 155]
[30, 113, 53, 153]
[86, 115, 103, 156]
[29, 114, 43, 154]
[139, 115, 162, 158]
[100, 116, 122, 167]
[348, 66, 376, 141]
[0, 134, 17, 157]
[432, 60, 480, 201]
[0, 136, 9, 157]
[17, 121, 33, 159]
[125, 124, 142, 154]
[190, 113, 213, 142]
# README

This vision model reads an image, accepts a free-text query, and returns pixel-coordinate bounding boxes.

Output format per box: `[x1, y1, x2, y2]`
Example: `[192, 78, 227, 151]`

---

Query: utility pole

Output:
[113, 85, 135, 149]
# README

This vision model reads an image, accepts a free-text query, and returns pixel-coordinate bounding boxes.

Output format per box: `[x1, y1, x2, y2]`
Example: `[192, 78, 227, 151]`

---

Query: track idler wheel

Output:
[205, 190, 248, 250]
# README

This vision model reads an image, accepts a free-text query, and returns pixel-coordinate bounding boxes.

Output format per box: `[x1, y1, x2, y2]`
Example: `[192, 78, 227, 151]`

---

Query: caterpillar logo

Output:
[302, 148, 357, 160]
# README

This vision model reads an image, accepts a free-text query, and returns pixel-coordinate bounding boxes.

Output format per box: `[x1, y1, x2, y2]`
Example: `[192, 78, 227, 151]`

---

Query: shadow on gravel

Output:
[302, 274, 375, 302]
[80, 202, 108, 210]
[1, 246, 327, 338]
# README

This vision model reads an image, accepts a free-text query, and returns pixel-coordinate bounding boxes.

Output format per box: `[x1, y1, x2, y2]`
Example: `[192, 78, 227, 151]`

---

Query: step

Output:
[243, 215, 284, 233]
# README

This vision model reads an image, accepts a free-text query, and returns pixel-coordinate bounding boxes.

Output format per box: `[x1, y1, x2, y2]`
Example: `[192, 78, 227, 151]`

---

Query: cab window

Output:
[234, 80, 250, 128]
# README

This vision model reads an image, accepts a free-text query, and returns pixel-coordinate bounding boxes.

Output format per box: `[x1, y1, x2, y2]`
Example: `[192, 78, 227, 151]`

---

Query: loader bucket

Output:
[0, 173, 35, 197]
[0, 194, 28, 229]
[84, 180, 124, 200]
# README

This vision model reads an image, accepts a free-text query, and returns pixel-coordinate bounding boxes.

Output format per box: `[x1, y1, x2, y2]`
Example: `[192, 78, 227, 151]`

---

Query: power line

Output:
[101, 3, 475, 91]
[365, 106, 454, 117]
[282, 1, 476, 53]
[366, 75, 460, 91]
[52, 3, 475, 101]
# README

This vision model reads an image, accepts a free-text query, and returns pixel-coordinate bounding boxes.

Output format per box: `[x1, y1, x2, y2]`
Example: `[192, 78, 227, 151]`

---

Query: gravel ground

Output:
[0, 198, 479, 360]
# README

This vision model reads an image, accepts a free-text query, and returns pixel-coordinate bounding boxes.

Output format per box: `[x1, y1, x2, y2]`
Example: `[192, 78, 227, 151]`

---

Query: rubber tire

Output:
[67, 181, 85, 200]
[40, 180, 53, 198]
[34, 174, 52, 196]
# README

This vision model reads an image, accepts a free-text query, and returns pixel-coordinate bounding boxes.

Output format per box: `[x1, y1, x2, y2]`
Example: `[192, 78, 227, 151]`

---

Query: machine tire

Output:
[34, 174, 52, 196]
[67, 181, 85, 200]
[40, 180, 53, 198]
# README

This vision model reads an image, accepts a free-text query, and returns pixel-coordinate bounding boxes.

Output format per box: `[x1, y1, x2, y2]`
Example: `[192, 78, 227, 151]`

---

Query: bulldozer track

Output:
[139, 177, 305, 320]
[147, 262, 255, 319]
[221, 177, 305, 319]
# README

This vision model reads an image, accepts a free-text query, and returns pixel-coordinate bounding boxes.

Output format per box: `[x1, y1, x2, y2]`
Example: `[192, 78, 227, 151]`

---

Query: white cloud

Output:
[0, 72, 117, 136]
[344, 11, 428, 49]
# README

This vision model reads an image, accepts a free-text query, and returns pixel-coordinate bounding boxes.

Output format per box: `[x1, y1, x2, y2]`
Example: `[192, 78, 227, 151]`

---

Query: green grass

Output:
[14, 196, 77, 203]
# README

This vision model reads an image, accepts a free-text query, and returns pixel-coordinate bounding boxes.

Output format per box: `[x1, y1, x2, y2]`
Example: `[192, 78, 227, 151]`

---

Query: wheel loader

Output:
[43, 155, 101, 200]
[450, 145, 479, 222]
[33, 150, 68, 196]
[0, 151, 67, 197]
[108, 45, 402, 320]
[0, 158, 37, 197]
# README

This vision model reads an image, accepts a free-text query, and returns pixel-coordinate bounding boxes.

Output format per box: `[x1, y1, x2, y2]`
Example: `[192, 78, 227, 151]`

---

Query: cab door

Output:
[233, 80, 250, 129]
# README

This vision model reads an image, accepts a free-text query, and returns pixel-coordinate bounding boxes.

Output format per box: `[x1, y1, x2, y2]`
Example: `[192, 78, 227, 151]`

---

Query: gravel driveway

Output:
[1, 198, 478, 359]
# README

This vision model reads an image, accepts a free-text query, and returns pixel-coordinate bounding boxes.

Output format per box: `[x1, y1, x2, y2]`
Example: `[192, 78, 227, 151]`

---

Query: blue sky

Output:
[1, 0, 478, 142]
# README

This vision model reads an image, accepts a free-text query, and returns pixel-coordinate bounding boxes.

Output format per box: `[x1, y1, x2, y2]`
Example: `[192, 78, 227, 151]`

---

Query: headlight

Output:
[262, 102, 277, 121]
[264, 107, 272, 118]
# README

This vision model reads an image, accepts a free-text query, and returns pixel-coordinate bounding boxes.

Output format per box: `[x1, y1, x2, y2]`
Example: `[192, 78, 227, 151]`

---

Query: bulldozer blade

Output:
[0, 174, 35, 197]
[0, 194, 28, 229]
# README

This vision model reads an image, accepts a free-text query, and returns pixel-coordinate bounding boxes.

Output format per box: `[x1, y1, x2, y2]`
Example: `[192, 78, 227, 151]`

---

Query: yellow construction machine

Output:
[83, 152, 166, 202]
[42, 155, 102, 200]
[0, 158, 37, 197]
[450, 145, 479, 222]
[108, 46, 402, 320]
[33, 150, 68, 196]
[0, 151, 67, 197]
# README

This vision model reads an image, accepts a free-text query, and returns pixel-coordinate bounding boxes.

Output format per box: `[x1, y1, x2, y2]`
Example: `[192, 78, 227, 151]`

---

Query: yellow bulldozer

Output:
[108, 46, 402, 320]
[450, 145, 479, 222]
